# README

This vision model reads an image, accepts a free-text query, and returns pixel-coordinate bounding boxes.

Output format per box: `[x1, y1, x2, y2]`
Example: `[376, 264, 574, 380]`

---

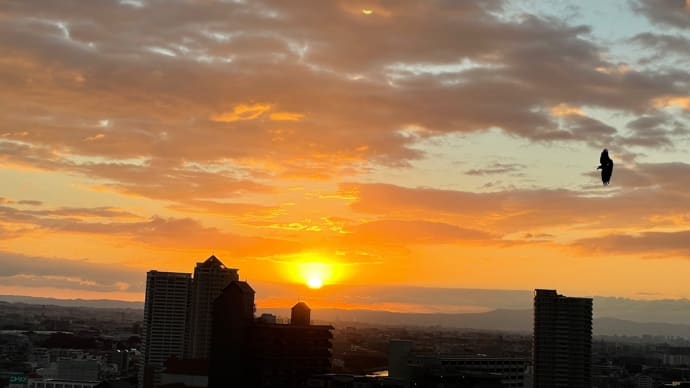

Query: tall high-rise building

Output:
[139, 271, 192, 388]
[533, 289, 593, 388]
[188, 255, 239, 359]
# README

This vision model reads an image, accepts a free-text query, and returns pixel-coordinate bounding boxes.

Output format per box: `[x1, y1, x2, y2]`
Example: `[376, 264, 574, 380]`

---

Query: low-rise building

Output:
[27, 378, 100, 388]
[389, 340, 526, 388]
[160, 358, 208, 388]
[307, 373, 405, 388]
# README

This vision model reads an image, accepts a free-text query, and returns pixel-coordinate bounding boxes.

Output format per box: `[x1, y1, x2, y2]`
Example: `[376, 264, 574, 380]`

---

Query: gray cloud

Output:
[0, 202, 302, 257]
[341, 161, 690, 233]
[632, 32, 690, 56]
[0, 251, 144, 292]
[346, 219, 494, 245]
[621, 114, 688, 148]
[573, 229, 690, 257]
[633, 0, 690, 28]
[16, 200, 43, 206]
[0, 203, 139, 223]
[466, 162, 526, 176]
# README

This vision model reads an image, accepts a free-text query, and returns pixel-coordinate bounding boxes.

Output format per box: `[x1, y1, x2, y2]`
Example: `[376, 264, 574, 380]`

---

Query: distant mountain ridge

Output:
[305, 308, 533, 332]
[0, 295, 144, 310]
[594, 317, 690, 338]
[5, 294, 690, 338]
[262, 307, 690, 338]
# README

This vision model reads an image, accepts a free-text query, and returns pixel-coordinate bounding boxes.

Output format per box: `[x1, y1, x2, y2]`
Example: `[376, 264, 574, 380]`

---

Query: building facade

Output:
[139, 271, 192, 388]
[307, 374, 405, 388]
[388, 340, 526, 388]
[533, 289, 593, 388]
[209, 281, 333, 388]
[159, 357, 208, 388]
[187, 255, 238, 359]
[28, 378, 100, 388]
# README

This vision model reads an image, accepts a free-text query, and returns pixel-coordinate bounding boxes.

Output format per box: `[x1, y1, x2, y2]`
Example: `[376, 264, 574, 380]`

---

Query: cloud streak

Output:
[0, 251, 144, 293]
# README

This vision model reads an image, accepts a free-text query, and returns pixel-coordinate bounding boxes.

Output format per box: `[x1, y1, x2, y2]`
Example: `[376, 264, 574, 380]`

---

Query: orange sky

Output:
[1, 0, 690, 311]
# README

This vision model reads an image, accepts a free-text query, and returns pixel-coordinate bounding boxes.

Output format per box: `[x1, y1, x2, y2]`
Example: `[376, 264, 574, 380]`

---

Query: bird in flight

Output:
[597, 148, 614, 185]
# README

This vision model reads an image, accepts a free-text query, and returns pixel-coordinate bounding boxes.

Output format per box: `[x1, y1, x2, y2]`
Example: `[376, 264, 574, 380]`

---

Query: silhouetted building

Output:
[258, 313, 277, 324]
[388, 340, 526, 388]
[94, 380, 135, 388]
[57, 359, 99, 381]
[291, 301, 311, 325]
[209, 281, 333, 388]
[140, 271, 192, 388]
[106, 350, 131, 375]
[307, 374, 405, 387]
[160, 357, 208, 388]
[188, 255, 239, 359]
[533, 289, 593, 388]
[29, 379, 100, 388]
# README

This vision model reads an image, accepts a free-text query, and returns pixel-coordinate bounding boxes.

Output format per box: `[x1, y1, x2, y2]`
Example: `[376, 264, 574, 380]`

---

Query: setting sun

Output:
[279, 252, 350, 289]
[296, 261, 333, 288]
[306, 276, 323, 289]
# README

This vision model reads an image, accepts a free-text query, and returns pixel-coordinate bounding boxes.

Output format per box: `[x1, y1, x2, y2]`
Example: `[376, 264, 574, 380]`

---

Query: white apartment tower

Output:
[139, 271, 191, 388]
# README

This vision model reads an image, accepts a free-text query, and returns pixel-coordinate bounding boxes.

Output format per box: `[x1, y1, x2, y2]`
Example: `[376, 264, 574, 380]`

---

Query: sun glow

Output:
[307, 276, 323, 289]
[282, 252, 349, 288]
[297, 261, 333, 288]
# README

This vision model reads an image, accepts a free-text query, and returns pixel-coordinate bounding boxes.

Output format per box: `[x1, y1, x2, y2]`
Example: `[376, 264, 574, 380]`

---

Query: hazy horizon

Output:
[7, 282, 690, 326]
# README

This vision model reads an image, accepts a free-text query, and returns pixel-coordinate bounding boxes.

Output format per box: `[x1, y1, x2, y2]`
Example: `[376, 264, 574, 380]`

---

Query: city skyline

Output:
[2, 0, 690, 309]
[139, 256, 237, 388]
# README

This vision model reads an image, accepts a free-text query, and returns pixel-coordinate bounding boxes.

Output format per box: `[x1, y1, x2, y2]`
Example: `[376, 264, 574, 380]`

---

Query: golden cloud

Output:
[550, 103, 584, 117]
[269, 112, 305, 121]
[83, 133, 105, 141]
[211, 104, 305, 123]
[653, 96, 690, 110]
[210, 103, 272, 122]
[594, 65, 632, 75]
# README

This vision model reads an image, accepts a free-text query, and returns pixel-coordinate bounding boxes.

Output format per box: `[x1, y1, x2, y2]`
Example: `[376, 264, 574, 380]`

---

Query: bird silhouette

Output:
[597, 149, 613, 185]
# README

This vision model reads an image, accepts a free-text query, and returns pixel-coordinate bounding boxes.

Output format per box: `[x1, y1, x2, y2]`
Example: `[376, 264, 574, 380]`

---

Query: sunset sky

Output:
[1, 0, 690, 312]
